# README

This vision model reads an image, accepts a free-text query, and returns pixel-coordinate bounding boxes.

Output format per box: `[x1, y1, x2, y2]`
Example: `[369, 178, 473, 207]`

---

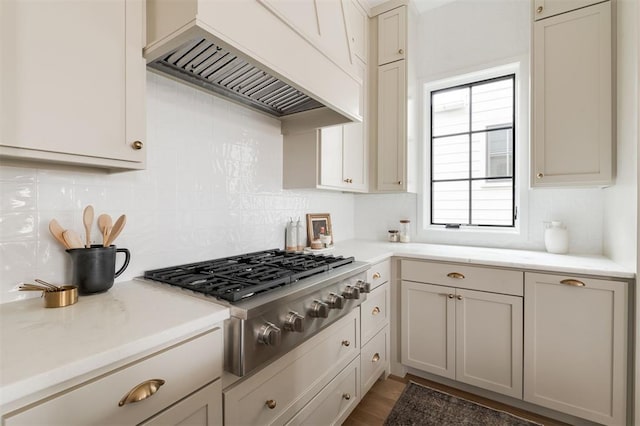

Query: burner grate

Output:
[144, 249, 355, 302]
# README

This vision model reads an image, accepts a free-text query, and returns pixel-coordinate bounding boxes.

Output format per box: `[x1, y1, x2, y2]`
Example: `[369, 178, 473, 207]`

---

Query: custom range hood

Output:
[144, 0, 362, 129]
[148, 38, 323, 117]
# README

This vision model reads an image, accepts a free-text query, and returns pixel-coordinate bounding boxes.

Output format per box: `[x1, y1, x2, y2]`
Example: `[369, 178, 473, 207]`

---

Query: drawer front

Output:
[361, 326, 388, 396]
[286, 356, 360, 426]
[367, 260, 390, 290]
[224, 309, 359, 426]
[4, 328, 222, 426]
[361, 282, 389, 345]
[401, 260, 523, 296]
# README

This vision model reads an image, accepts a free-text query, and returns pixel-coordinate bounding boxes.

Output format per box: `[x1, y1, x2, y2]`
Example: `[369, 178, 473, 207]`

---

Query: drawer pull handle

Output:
[342, 340, 351, 347]
[373, 272, 381, 279]
[560, 279, 586, 287]
[265, 399, 277, 409]
[372, 306, 381, 315]
[447, 272, 465, 279]
[118, 379, 165, 407]
[372, 353, 380, 363]
[457, 295, 463, 300]
[343, 393, 351, 400]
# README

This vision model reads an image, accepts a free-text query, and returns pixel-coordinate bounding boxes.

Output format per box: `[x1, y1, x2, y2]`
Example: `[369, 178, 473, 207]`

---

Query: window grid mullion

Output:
[429, 73, 515, 228]
[468, 86, 473, 226]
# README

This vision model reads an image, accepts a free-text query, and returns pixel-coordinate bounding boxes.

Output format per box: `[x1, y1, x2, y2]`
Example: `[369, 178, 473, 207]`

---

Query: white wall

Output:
[0, 72, 355, 304]
[603, 0, 638, 271]
[355, 0, 606, 254]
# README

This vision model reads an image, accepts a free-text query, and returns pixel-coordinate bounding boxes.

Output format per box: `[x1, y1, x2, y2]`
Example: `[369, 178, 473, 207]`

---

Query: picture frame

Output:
[306, 213, 333, 247]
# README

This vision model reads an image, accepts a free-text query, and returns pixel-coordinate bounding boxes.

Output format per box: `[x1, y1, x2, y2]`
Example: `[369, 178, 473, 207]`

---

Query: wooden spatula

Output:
[83, 205, 94, 248]
[97, 214, 113, 247]
[49, 219, 69, 249]
[105, 214, 126, 247]
[62, 230, 84, 249]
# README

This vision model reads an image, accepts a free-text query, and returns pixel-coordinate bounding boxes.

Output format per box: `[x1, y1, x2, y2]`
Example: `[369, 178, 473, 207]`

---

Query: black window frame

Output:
[429, 74, 516, 228]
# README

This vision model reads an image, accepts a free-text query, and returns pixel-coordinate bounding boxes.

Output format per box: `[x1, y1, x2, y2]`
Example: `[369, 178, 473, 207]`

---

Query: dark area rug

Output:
[384, 382, 543, 426]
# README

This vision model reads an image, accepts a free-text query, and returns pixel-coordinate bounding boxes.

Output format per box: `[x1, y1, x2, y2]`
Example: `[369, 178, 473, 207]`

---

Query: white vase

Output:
[544, 221, 569, 254]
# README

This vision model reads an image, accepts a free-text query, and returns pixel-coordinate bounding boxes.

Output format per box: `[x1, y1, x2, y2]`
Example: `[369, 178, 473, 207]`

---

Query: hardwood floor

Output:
[343, 374, 569, 426]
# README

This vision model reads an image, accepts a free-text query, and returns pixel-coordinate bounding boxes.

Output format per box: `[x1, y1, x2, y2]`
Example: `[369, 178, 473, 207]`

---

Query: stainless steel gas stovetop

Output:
[143, 249, 370, 377]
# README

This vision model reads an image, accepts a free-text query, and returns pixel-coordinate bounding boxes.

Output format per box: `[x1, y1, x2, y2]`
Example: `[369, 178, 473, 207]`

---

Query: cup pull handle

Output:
[373, 272, 381, 279]
[372, 306, 381, 315]
[560, 279, 586, 287]
[119, 379, 165, 406]
[447, 272, 465, 279]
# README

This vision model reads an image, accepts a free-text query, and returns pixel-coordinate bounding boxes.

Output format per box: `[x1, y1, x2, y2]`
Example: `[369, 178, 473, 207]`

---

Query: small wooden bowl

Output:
[44, 286, 78, 308]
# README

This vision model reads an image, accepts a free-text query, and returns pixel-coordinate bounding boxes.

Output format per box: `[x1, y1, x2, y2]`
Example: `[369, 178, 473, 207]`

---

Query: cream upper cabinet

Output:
[401, 260, 524, 399]
[524, 273, 627, 425]
[533, 0, 604, 20]
[377, 60, 407, 191]
[532, 1, 612, 186]
[377, 6, 406, 65]
[345, 0, 368, 64]
[0, 0, 146, 170]
[283, 60, 368, 193]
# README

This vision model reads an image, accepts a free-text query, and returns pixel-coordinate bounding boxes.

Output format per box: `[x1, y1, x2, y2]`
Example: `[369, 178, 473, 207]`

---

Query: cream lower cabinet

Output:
[3, 328, 223, 426]
[0, 0, 146, 170]
[224, 309, 360, 425]
[401, 281, 523, 399]
[141, 380, 222, 426]
[524, 273, 628, 425]
[360, 260, 391, 396]
[400, 260, 524, 399]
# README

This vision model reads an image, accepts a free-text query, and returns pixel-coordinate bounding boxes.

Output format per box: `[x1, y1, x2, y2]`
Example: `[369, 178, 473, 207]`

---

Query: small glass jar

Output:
[388, 230, 399, 242]
[399, 220, 411, 243]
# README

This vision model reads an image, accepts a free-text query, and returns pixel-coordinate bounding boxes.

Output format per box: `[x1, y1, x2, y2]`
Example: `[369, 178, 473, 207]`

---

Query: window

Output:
[430, 74, 515, 227]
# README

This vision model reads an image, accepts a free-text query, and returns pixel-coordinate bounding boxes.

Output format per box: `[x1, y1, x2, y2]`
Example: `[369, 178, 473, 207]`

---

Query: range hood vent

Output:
[148, 38, 324, 117]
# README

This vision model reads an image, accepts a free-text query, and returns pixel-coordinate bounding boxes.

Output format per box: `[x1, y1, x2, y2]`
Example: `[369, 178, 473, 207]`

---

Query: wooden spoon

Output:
[97, 214, 113, 247]
[105, 214, 126, 247]
[62, 230, 84, 249]
[83, 205, 94, 248]
[49, 219, 69, 249]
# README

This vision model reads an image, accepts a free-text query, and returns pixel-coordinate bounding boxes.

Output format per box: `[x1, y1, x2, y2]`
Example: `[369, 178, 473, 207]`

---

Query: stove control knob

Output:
[258, 322, 281, 346]
[342, 285, 360, 300]
[309, 300, 329, 318]
[354, 280, 371, 294]
[327, 293, 344, 309]
[284, 311, 305, 332]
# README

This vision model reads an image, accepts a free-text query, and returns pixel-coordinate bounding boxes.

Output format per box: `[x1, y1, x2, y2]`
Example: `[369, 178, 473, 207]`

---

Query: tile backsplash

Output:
[0, 72, 355, 304]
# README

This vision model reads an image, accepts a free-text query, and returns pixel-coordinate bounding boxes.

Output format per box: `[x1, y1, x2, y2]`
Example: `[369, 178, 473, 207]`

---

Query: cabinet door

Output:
[401, 281, 455, 379]
[377, 60, 406, 191]
[532, 2, 612, 186]
[524, 273, 627, 425]
[455, 289, 523, 399]
[0, 0, 145, 169]
[141, 380, 222, 426]
[533, 0, 604, 20]
[377, 6, 406, 65]
[345, 0, 368, 64]
[319, 126, 345, 189]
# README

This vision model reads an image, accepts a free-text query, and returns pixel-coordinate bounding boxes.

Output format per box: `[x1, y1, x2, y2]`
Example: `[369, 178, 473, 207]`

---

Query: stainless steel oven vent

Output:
[148, 38, 324, 117]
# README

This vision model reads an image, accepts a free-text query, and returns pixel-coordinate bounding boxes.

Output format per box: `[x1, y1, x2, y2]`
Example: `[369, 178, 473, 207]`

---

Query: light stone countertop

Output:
[0, 280, 229, 413]
[330, 239, 635, 279]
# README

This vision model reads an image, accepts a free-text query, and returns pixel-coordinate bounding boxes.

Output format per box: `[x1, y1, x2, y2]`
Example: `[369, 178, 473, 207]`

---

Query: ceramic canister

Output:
[544, 221, 569, 254]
